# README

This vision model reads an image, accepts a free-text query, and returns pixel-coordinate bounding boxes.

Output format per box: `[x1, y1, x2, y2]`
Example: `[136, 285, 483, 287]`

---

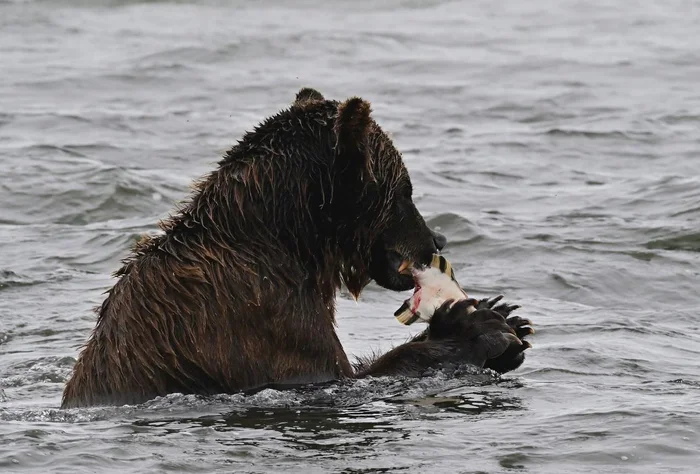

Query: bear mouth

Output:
[383, 249, 416, 289]
[370, 247, 427, 292]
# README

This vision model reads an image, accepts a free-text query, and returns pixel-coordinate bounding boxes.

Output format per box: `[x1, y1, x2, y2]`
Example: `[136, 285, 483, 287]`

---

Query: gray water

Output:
[1, 0, 699, 472]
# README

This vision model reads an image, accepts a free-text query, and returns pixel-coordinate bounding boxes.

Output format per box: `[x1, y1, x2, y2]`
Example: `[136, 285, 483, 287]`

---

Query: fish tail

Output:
[394, 302, 420, 325]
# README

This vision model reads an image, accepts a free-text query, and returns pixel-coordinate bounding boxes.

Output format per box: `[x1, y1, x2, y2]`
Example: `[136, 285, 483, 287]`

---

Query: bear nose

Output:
[431, 229, 447, 251]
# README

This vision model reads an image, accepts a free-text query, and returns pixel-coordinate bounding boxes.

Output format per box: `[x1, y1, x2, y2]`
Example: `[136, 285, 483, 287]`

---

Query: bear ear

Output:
[294, 87, 325, 105]
[334, 97, 374, 179]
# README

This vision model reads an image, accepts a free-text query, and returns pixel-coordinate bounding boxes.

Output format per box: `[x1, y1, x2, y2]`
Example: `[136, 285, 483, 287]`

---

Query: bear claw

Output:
[475, 295, 522, 319]
[476, 295, 504, 310]
[503, 315, 534, 339]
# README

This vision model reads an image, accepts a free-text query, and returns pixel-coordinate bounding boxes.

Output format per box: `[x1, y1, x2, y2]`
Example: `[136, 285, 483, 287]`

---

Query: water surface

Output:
[1, 0, 700, 472]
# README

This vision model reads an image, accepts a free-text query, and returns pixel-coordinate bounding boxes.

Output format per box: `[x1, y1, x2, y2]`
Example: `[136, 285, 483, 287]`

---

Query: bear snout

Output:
[431, 229, 447, 252]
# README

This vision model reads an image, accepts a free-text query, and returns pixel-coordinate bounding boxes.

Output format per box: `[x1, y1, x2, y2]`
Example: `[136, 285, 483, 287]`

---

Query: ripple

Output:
[544, 128, 658, 142]
[0, 270, 38, 290]
[659, 113, 700, 125]
[1, 356, 76, 389]
[23, 143, 88, 158]
[646, 232, 700, 252]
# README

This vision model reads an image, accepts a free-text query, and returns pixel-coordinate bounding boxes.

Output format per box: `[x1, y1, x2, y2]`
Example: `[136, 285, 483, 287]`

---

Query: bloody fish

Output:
[394, 254, 476, 325]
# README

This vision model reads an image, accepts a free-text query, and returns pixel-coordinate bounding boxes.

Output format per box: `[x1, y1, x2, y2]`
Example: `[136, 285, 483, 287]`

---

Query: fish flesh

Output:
[394, 254, 476, 325]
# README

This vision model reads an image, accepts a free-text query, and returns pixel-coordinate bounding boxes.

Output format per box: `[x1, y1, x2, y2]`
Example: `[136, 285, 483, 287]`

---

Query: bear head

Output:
[294, 88, 447, 297]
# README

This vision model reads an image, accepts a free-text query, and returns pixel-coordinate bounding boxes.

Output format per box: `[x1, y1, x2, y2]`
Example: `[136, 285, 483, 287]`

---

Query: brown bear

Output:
[61, 88, 532, 409]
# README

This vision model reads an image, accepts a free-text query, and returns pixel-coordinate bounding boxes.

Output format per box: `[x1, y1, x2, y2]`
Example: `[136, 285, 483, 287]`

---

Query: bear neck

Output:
[151, 151, 369, 307]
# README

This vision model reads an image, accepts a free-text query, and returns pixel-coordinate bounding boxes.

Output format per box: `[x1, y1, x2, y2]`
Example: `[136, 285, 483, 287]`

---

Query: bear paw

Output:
[427, 298, 532, 374]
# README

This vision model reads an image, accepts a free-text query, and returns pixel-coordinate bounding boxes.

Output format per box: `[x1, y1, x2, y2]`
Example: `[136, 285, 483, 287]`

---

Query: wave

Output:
[646, 232, 700, 252]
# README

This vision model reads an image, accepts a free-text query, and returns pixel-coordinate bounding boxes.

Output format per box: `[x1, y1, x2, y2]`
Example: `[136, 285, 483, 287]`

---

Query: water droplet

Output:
[621, 456, 628, 461]
[152, 192, 162, 201]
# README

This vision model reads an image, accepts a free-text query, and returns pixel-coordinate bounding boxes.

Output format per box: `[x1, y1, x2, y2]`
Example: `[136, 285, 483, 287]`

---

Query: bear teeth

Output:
[397, 260, 412, 274]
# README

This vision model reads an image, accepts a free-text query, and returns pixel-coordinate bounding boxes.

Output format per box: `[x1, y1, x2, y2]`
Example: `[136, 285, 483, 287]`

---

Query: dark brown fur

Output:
[62, 89, 531, 408]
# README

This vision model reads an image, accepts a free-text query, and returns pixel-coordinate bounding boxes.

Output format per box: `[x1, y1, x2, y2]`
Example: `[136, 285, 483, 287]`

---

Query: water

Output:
[1, 0, 699, 472]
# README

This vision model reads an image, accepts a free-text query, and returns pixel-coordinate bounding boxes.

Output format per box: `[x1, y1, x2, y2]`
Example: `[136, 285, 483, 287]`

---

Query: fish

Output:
[394, 254, 476, 325]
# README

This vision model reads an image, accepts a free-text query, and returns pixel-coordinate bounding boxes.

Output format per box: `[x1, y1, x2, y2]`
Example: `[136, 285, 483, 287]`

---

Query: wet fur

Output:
[61, 89, 530, 408]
